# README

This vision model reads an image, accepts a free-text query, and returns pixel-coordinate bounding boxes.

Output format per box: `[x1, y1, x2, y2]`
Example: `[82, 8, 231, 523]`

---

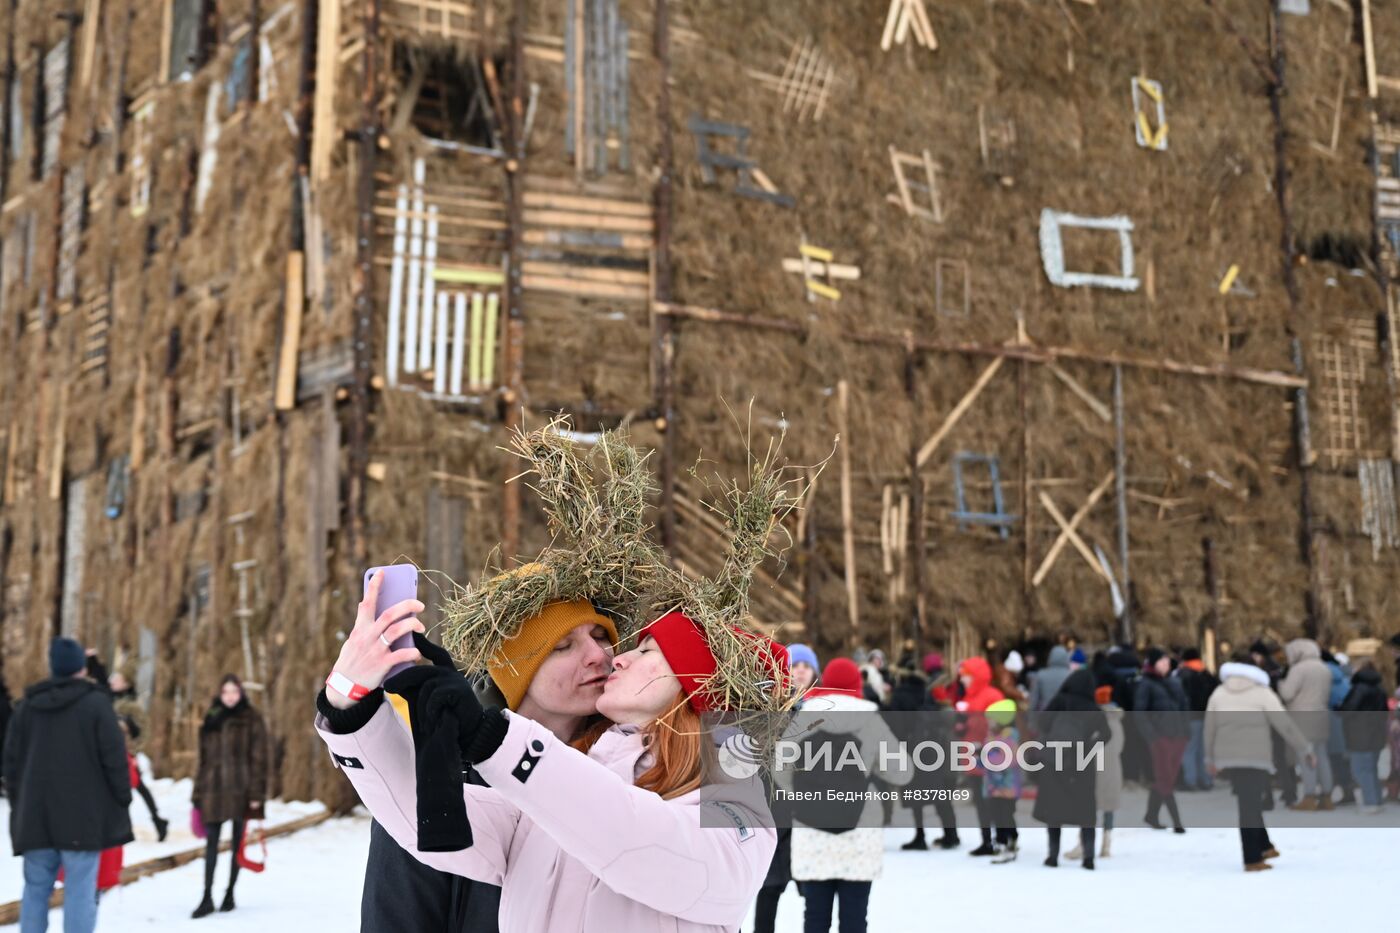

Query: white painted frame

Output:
[1038, 208, 1140, 291]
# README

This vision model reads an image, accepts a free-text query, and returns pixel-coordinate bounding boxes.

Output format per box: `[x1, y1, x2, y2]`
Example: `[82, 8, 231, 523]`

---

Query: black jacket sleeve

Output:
[2, 702, 25, 799]
[93, 698, 133, 807]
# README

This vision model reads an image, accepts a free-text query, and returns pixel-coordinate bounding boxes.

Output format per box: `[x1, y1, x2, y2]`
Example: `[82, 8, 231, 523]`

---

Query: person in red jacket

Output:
[955, 657, 1005, 855]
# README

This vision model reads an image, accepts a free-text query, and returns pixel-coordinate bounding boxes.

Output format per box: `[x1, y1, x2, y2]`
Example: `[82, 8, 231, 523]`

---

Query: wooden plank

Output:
[915, 357, 1004, 467]
[2, 422, 18, 505]
[522, 190, 651, 217]
[1112, 364, 1132, 641]
[837, 379, 859, 639]
[522, 208, 652, 232]
[79, 0, 102, 88]
[275, 251, 306, 410]
[520, 261, 649, 285]
[436, 263, 509, 285]
[524, 172, 639, 198]
[1031, 471, 1115, 586]
[521, 274, 648, 299]
[159, 0, 173, 84]
[780, 258, 861, 280]
[49, 383, 68, 501]
[1362, 0, 1378, 98]
[312, 0, 342, 182]
[130, 357, 147, 472]
[522, 228, 652, 250]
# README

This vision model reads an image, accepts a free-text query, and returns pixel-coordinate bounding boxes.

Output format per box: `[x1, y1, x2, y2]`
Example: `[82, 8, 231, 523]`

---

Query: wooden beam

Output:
[311, 0, 341, 182]
[837, 380, 859, 641]
[651, 301, 1307, 388]
[1112, 364, 1132, 642]
[1031, 471, 1115, 587]
[906, 344, 927, 642]
[501, 0, 527, 562]
[49, 382, 68, 501]
[1038, 490, 1111, 584]
[1202, 535, 1220, 669]
[1048, 362, 1111, 422]
[345, 0, 382, 569]
[130, 356, 147, 472]
[78, 0, 101, 88]
[1362, 0, 1378, 99]
[274, 251, 305, 410]
[916, 357, 1003, 468]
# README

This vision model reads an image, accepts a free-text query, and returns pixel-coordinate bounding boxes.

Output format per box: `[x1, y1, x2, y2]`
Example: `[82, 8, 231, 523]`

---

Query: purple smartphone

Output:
[363, 564, 419, 680]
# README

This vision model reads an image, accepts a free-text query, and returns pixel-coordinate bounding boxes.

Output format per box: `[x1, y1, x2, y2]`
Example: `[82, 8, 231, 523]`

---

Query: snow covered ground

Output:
[3, 787, 1395, 931]
[0, 767, 325, 916]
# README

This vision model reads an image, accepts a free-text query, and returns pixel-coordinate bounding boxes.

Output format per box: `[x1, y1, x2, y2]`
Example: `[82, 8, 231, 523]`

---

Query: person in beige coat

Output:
[1066, 685, 1124, 862]
[1278, 638, 1334, 809]
[1205, 654, 1314, 872]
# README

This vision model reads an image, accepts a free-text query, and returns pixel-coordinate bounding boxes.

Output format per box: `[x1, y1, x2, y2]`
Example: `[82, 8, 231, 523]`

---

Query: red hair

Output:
[573, 700, 706, 800]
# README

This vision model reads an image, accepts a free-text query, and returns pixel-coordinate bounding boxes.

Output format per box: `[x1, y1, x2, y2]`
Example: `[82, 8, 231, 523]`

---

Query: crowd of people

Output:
[2, 622, 1398, 933]
[2, 639, 268, 932]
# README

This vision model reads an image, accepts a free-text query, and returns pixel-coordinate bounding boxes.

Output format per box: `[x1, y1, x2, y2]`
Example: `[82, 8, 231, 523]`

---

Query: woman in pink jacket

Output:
[316, 582, 785, 933]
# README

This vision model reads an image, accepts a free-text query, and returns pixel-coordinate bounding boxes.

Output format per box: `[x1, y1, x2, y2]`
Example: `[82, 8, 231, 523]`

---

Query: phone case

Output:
[363, 564, 419, 680]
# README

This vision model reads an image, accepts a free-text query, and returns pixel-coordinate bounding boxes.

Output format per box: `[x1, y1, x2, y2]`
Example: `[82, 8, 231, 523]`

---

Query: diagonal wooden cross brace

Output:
[1032, 471, 1116, 587]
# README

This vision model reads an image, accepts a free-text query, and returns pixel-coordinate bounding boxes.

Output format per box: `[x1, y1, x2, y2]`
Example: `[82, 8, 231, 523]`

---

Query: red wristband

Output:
[326, 671, 371, 701]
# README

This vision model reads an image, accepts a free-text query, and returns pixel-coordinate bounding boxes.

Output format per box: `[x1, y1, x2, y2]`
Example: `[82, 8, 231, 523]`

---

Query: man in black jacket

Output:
[4, 638, 133, 933]
[1175, 648, 1219, 791]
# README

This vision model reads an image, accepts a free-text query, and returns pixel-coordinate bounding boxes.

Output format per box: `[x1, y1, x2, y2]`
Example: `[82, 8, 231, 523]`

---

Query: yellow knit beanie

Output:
[487, 599, 619, 709]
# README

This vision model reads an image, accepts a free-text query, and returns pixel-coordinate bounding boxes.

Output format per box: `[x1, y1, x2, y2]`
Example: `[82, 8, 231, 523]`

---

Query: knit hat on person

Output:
[49, 637, 85, 677]
[806, 657, 864, 699]
[638, 610, 789, 713]
[1069, 648, 1086, 665]
[787, 643, 820, 672]
[1094, 685, 1114, 705]
[488, 598, 619, 709]
[1182, 647, 1202, 662]
[1143, 647, 1168, 669]
[986, 698, 1018, 727]
[922, 652, 944, 675]
[1004, 650, 1025, 674]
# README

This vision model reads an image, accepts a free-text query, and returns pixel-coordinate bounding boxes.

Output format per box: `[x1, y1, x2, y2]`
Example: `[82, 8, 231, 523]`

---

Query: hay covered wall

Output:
[0, 0, 1397, 806]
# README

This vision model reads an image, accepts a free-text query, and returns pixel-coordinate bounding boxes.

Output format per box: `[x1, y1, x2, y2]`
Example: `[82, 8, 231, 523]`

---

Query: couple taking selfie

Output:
[314, 427, 795, 932]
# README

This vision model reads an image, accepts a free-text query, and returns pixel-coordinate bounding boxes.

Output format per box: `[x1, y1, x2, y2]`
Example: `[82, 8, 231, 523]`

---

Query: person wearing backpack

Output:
[790, 658, 912, 932]
[1339, 662, 1390, 813]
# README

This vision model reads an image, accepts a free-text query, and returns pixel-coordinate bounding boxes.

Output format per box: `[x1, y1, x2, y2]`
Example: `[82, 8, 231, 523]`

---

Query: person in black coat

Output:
[1339, 663, 1390, 811]
[1105, 646, 1149, 784]
[888, 662, 959, 851]
[4, 638, 133, 932]
[1175, 648, 1219, 791]
[0, 672, 12, 796]
[1032, 669, 1108, 869]
[1135, 648, 1190, 832]
[359, 675, 503, 933]
[1251, 639, 1296, 806]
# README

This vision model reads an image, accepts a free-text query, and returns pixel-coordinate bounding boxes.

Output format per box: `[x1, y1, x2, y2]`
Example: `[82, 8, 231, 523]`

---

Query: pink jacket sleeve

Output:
[474, 711, 776, 927]
[314, 703, 520, 885]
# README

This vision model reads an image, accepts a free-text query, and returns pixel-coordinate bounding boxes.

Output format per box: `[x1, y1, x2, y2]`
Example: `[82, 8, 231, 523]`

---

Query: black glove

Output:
[384, 633, 476, 853]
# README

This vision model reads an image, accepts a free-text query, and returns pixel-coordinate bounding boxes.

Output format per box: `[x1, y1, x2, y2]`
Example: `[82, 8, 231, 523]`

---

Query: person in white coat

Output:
[789, 658, 912, 933]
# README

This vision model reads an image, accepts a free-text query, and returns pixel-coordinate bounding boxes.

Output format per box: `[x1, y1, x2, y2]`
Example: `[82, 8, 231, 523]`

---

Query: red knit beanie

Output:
[638, 610, 789, 712]
[806, 657, 863, 699]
